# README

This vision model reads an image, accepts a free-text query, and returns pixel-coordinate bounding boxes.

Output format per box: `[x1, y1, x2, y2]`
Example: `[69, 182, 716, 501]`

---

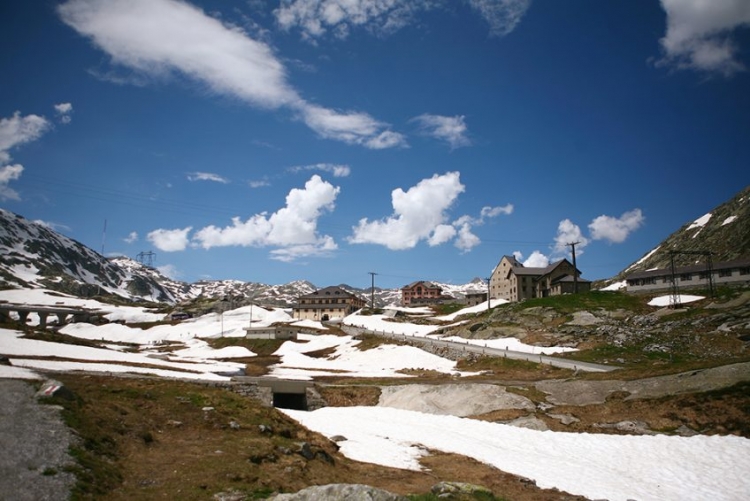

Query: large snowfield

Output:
[0, 288, 747, 500]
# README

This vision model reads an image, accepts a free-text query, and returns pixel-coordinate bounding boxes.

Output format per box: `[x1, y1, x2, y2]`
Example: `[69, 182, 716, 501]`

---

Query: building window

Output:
[644, 277, 656, 285]
[719, 269, 733, 277]
[740, 267, 750, 276]
[681, 273, 692, 281]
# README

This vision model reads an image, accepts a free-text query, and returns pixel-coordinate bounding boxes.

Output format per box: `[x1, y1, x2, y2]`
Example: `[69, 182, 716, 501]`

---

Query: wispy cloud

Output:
[412, 114, 471, 149]
[468, 0, 532, 37]
[248, 179, 271, 188]
[0, 111, 53, 200]
[124, 231, 138, 244]
[656, 0, 750, 76]
[289, 163, 351, 177]
[187, 172, 230, 184]
[0, 111, 51, 165]
[58, 0, 403, 148]
[274, 0, 530, 41]
[32, 219, 72, 233]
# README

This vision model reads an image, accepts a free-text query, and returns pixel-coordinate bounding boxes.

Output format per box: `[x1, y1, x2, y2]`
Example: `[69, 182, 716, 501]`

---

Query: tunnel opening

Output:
[273, 392, 307, 410]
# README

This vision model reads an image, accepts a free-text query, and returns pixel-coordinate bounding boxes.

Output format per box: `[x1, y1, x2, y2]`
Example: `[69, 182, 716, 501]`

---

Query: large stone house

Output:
[400, 280, 446, 306]
[625, 259, 750, 293]
[490, 255, 590, 302]
[293, 286, 366, 321]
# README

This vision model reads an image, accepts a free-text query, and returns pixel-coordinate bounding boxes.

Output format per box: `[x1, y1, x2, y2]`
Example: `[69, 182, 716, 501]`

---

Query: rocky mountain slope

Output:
[0, 209, 484, 307]
[619, 184, 750, 278]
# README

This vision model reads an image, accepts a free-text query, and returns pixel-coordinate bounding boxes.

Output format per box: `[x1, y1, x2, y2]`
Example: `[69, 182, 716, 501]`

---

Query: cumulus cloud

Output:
[588, 209, 644, 244]
[187, 172, 230, 183]
[58, 0, 402, 148]
[348, 172, 507, 252]
[412, 114, 471, 149]
[54, 102, 74, 123]
[289, 162, 351, 177]
[348, 172, 466, 250]
[522, 250, 549, 268]
[191, 175, 339, 260]
[657, 0, 750, 76]
[275, 0, 530, 40]
[147, 227, 193, 252]
[124, 231, 138, 243]
[553, 219, 589, 255]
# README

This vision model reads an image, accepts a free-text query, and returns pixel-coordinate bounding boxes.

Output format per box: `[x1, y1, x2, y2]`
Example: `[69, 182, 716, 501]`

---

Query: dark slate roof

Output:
[626, 259, 750, 280]
[552, 274, 592, 284]
[299, 286, 359, 300]
[401, 280, 441, 290]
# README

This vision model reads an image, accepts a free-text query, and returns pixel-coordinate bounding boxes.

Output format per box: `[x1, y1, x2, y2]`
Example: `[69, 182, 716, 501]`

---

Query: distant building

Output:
[244, 325, 298, 340]
[400, 280, 449, 306]
[293, 286, 366, 321]
[625, 259, 750, 293]
[463, 291, 488, 306]
[490, 255, 590, 302]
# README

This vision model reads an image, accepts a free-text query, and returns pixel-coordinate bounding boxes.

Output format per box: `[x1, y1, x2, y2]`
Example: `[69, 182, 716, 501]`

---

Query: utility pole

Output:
[485, 277, 491, 311]
[368, 272, 378, 310]
[567, 242, 580, 294]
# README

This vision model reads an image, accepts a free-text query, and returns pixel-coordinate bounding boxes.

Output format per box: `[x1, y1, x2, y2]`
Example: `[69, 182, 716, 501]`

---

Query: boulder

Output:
[269, 484, 406, 500]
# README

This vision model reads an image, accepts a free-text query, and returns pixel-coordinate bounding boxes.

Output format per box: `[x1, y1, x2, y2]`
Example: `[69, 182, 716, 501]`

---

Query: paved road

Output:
[341, 325, 618, 373]
[0, 379, 76, 501]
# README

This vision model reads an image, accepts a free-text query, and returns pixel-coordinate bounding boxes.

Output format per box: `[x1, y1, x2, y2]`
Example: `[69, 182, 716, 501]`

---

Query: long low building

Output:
[625, 259, 750, 293]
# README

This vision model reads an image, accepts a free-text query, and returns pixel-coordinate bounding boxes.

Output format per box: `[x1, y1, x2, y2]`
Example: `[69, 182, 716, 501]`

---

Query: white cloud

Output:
[588, 209, 644, 244]
[249, 180, 271, 188]
[348, 172, 465, 250]
[275, 0, 529, 40]
[290, 163, 351, 177]
[454, 221, 481, 252]
[412, 114, 470, 149]
[269, 235, 338, 262]
[275, 0, 429, 41]
[657, 0, 750, 75]
[553, 219, 589, 255]
[468, 0, 532, 37]
[0, 165, 24, 201]
[54, 102, 73, 123]
[0, 111, 51, 164]
[523, 250, 549, 268]
[187, 172, 230, 183]
[298, 103, 406, 149]
[147, 227, 193, 252]
[156, 264, 181, 279]
[124, 231, 138, 244]
[482, 204, 513, 217]
[58, 0, 403, 148]
[427, 224, 457, 246]
[192, 175, 339, 259]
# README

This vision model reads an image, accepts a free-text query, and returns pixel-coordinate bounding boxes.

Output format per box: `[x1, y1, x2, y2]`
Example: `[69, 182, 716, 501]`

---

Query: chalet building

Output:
[625, 259, 750, 293]
[293, 286, 366, 321]
[400, 280, 447, 306]
[490, 255, 590, 302]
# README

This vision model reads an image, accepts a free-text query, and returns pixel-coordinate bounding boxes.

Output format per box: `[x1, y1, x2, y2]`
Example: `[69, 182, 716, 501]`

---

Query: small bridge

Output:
[0, 302, 105, 329]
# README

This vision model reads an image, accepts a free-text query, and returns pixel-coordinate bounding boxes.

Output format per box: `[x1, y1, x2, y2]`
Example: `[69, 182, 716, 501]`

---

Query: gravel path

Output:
[0, 379, 76, 501]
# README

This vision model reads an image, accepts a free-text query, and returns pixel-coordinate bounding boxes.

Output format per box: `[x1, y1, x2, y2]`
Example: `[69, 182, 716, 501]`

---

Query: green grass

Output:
[516, 291, 647, 314]
[208, 337, 285, 356]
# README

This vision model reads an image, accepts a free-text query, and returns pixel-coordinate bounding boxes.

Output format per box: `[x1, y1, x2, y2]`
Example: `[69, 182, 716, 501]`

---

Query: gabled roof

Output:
[299, 286, 358, 300]
[401, 280, 441, 291]
[505, 258, 582, 279]
[551, 274, 591, 284]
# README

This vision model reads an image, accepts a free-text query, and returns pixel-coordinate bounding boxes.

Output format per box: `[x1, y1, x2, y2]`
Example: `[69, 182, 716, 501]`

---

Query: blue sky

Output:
[1, 0, 749, 290]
